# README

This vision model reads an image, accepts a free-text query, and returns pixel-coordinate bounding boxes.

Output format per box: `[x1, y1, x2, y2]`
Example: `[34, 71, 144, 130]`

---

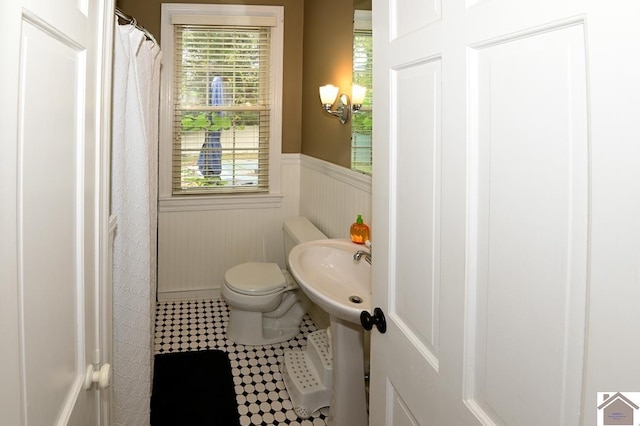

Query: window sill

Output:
[158, 193, 283, 212]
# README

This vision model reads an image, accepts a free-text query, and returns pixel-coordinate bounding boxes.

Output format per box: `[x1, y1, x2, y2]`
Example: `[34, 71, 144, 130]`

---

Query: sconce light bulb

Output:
[352, 84, 367, 106]
[319, 84, 339, 105]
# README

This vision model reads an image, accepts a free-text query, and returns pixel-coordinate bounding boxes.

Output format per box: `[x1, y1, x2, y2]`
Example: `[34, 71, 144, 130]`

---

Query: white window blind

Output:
[352, 27, 373, 175]
[172, 23, 272, 194]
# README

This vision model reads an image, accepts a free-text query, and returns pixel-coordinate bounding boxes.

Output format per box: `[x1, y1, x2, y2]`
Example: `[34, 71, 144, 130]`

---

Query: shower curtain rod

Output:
[115, 7, 158, 46]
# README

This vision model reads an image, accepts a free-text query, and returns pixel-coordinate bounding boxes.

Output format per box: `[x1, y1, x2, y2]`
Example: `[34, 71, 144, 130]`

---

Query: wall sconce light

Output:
[319, 84, 367, 124]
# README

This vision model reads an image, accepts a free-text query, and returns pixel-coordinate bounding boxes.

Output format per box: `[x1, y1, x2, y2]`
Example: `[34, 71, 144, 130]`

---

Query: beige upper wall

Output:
[301, 0, 354, 168]
[116, 0, 356, 167]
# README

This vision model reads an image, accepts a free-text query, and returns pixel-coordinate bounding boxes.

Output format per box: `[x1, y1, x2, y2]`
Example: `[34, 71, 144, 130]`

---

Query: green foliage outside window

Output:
[352, 29, 373, 174]
[181, 113, 232, 132]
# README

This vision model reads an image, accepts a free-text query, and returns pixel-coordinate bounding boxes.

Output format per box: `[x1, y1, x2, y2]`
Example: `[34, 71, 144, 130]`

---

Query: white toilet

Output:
[222, 216, 327, 345]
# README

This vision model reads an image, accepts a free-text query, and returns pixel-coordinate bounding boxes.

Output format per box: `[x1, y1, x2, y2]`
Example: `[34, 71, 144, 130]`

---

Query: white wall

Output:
[157, 154, 372, 300]
[299, 155, 372, 239]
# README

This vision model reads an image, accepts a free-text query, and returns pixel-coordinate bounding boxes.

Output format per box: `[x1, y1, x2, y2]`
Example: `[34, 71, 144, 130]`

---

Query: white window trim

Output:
[159, 3, 284, 208]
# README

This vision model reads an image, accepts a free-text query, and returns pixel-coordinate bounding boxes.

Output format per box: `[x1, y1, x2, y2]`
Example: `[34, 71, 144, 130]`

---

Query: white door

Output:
[0, 0, 114, 424]
[369, 0, 640, 425]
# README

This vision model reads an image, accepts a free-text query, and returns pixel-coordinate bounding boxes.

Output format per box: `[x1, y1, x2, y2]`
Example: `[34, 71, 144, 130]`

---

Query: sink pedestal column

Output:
[327, 315, 368, 426]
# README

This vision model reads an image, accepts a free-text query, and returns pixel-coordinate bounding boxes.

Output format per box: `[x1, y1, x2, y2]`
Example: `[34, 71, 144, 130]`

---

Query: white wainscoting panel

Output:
[300, 155, 372, 239]
[281, 154, 302, 220]
[158, 207, 285, 297]
[157, 154, 372, 301]
[157, 155, 301, 299]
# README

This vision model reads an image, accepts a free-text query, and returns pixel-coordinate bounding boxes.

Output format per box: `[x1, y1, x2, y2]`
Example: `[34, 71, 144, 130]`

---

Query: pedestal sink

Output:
[288, 239, 371, 426]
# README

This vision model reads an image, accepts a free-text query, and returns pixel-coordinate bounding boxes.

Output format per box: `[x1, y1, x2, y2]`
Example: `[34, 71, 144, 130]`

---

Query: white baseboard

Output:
[157, 288, 222, 302]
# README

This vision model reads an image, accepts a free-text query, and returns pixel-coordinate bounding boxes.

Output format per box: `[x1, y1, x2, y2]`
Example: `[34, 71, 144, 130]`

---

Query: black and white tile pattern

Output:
[154, 299, 328, 426]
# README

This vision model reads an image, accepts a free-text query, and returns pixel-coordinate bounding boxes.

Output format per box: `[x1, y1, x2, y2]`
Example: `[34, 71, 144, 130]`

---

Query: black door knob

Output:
[360, 307, 387, 333]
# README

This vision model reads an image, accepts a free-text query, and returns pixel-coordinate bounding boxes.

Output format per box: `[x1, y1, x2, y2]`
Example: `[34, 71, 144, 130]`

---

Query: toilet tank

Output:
[282, 217, 327, 263]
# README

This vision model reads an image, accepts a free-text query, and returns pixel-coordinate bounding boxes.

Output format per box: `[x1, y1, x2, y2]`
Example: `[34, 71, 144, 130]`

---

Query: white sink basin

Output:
[288, 238, 371, 324]
[289, 238, 371, 425]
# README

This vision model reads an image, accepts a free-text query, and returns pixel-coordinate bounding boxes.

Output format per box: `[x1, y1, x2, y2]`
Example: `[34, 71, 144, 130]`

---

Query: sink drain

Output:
[349, 295, 363, 304]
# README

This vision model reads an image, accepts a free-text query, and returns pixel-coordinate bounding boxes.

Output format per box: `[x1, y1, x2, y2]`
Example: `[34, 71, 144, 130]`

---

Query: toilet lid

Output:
[224, 262, 287, 295]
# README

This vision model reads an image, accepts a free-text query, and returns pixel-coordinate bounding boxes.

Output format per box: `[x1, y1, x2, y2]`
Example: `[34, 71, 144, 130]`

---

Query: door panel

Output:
[392, 58, 442, 369]
[19, 18, 90, 424]
[389, 382, 420, 426]
[1, 0, 112, 424]
[368, 0, 638, 425]
[392, 0, 441, 38]
[465, 23, 588, 425]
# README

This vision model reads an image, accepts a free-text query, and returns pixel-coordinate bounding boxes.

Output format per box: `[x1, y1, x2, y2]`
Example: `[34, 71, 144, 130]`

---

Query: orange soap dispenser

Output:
[350, 214, 370, 244]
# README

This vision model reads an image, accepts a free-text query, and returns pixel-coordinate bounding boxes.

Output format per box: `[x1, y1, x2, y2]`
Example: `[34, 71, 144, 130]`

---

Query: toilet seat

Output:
[225, 262, 288, 296]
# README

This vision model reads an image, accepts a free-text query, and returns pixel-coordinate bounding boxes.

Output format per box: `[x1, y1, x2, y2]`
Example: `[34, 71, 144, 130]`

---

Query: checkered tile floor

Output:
[154, 299, 328, 426]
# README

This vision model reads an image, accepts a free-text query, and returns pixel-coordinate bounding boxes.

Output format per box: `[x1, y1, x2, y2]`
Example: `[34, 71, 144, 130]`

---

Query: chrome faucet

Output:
[353, 249, 371, 265]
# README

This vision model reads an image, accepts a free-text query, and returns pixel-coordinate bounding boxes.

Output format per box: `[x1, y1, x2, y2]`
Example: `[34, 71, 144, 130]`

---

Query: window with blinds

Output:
[352, 24, 373, 175]
[172, 23, 272, 194]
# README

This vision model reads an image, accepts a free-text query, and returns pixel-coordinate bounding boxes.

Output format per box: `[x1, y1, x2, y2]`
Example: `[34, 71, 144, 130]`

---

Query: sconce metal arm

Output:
[322, 93, 351, 124]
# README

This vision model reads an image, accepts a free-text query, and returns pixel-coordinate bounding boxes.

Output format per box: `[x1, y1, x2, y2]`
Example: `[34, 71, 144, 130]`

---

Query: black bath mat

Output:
[150, 349, 240, 426]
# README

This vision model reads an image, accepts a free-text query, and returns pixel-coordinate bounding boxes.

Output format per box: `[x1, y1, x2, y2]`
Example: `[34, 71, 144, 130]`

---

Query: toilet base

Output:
[226, 298, 307, 346]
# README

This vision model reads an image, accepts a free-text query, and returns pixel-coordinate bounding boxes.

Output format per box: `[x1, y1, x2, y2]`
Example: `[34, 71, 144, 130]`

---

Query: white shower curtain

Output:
[111, 21, 161, 426]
